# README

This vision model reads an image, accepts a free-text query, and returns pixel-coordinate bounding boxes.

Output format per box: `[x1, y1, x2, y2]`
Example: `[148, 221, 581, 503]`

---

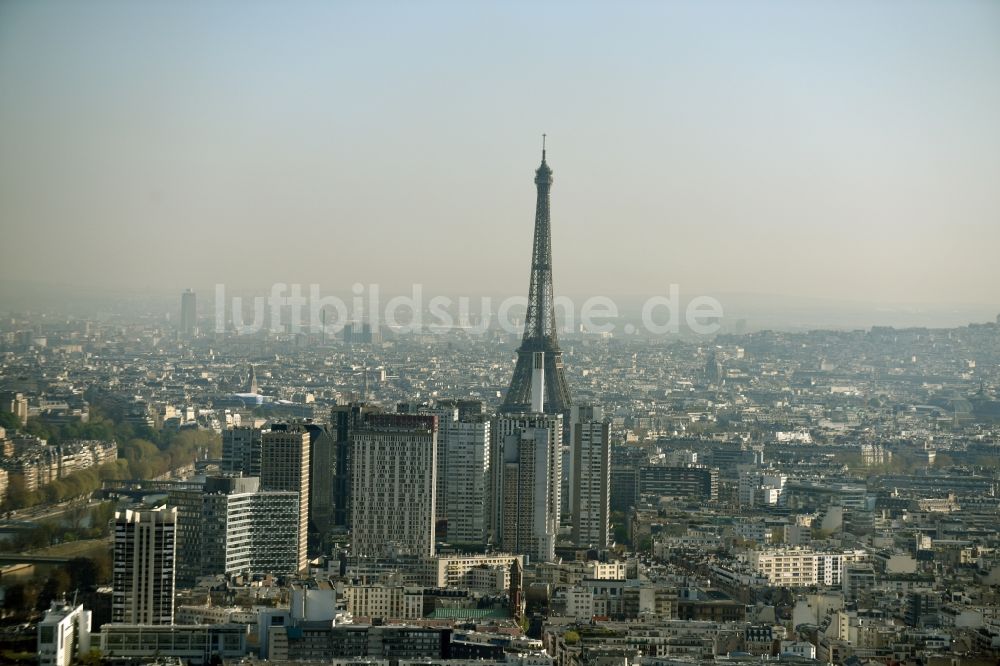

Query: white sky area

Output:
[1, 0, 998, 314]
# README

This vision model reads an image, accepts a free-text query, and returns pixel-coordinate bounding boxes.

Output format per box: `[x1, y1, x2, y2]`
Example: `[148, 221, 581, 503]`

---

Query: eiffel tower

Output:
[501, 137, 572, 414]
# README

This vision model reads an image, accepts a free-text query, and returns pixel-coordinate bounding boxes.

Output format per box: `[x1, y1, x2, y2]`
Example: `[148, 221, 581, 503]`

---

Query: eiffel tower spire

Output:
[501, 138, 572, 414]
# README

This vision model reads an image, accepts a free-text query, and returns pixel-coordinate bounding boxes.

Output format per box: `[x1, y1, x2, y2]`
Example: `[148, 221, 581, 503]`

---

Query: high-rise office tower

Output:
[306, 424, 335, 545]
[169, 477, 300, 585]
[704, 350, 722, 384]
[424, 403, 459, 522]
[112, 508, 177, 624]
[330, 403, 381, 528]
[261, 427, 310, 572]
[350, 414, 437, 558]
[201, 477, 299, 578]
[180, 289, 197, 337]
[221, 426, 264, 477]
[491, 410, 562, 562]
[429, 404, 490, 547]
[565, 404, 604, 516]
[499, 427, 556, 562]
[502, 141, 572, 415]
[166, 482, 207, 589]
[571, 419, 611, 548]
[271, 421, 336, 551]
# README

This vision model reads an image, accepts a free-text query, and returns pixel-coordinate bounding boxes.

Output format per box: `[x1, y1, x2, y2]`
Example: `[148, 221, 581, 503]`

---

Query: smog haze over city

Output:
[2, 0, 999, 329]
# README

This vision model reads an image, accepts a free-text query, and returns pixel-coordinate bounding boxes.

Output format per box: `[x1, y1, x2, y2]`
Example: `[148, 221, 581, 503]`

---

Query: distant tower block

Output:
[502, 139, 572, 415]
[180, 289, 197, 337]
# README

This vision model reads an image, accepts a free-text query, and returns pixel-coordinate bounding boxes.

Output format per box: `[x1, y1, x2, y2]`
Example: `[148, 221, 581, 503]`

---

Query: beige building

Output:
[342, 584, 423, 620]
[434, 553, 523, 589]
[750, 547, 869, 587]
[350, 414, 437, 558]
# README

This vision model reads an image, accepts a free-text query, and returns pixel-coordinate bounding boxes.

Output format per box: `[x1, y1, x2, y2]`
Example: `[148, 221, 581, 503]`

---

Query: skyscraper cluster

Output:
[105, 149, 612, 652]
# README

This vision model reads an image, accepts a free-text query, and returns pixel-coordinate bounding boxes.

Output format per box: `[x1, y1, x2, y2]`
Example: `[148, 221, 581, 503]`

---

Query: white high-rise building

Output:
[566, 404, 603, 517]
[491, 412, 563, 556]
[499, 427, 557, 562]
[112, 507, 177, 624]
[261, 428, 310, 572]
[350, 414, 437, 558]
[424, 403, 459, 521]
[438, 415, 491, 546]
[571, 420, 610, 548]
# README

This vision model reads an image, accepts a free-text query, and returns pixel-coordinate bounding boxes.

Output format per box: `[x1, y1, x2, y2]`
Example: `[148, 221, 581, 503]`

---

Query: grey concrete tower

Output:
[501, 138, 572, 414]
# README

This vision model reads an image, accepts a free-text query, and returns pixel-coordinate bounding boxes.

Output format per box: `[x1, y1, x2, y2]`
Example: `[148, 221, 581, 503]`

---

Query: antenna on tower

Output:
[542, 133, 546, 160]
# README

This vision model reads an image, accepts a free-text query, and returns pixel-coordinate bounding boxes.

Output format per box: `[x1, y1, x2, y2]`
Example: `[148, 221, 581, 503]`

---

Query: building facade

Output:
[176, 476, 301, 580]
[112, 507, 177, 625]
[38, 602, 91, 666]
[350, 414, 437, 558]
[491, 412, 563, 556]
[221, 426, 263, 477]
[499, 427, 557, 562]
[439, 413, 491, 546]
[261, 427, 311, 571]
[571, 419, 611, 548]
[750, 547, 870, 586]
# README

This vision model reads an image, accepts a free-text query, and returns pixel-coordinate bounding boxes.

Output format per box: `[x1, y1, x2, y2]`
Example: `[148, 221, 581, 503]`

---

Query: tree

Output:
[24, 418, 53, 441]
[934, 453, 955, 468]
[2, 582, 38, 617]
[67, 557, 102, 590]
[36, 569, 72, 611]
[0, 410, 20, 430]
[4, 474, 45, 511]
[77, 650, 103, 666]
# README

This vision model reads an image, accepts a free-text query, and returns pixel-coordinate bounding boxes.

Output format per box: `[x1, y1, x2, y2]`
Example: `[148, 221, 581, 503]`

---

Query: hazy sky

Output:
[1, 0, 999, 308]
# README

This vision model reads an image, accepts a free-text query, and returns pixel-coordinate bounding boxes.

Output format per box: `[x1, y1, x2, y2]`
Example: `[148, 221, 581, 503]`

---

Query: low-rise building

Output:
[38, 602, 91, 666]
[99, 624, 246, 665]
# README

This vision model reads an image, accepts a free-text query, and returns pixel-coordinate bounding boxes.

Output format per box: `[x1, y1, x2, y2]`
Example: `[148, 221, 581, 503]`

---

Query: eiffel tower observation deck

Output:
[501, 137, 572, 415]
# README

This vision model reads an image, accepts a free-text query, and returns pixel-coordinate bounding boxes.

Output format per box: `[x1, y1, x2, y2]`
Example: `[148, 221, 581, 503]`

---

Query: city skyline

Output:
[4, 3, 1000, 664]
[1, 1, 999, 312]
